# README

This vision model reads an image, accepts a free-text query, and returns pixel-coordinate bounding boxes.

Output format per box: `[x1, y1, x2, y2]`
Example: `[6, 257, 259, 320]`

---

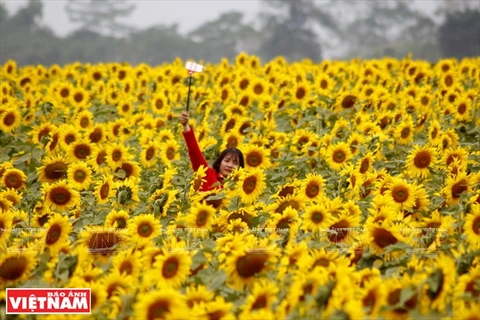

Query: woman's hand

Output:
[180, 111, 190, 132]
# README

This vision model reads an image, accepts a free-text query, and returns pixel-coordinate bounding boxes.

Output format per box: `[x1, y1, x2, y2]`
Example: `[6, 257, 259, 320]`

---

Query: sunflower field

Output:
[0, 54, 479, 320]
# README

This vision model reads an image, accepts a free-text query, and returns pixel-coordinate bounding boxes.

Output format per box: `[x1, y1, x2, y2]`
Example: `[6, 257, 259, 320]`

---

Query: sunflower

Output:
[405, 145, 438, 179]
[325, 142, 353, 171]
[441, 146, 469, 171]
[463, 204, 480, 250]
[151, 249, 192, 289]
[58, 124, 80, 149]
[67, 161, 92, 191]
[0, 211, 13, 243]
[128, 214, 161, 246]
[237, 168, 267, 205]
[186, 202, 216, 233]
[221, 131, 244, 150]
[114, 160, 142, 181]
[111, 248, 141, 278]
[0, 197, 13, 215]
[87, 123, 107, 144]
[185, 285, 215, 308]
[0, 107, 22, 133]
[393, 116, 415, 145]
[42, 180, 81, 212]
[301, 204, 333, 233]
[55, 81, 74, 103]
[0, 189, 22, 208]
[69, 86, 90, 109]
[421, 255, 456, 314]
[241, 279, 278, 315]
[0, 250, 37, 286]
[94, 174, 115, 205]
[442, 172, 471, 206]
[384, 178, 417, 211]
[105, 209, 129, 229]
[105, 143, 131, 169]
[242, 144, 271, 170]
[366, 221, 404, 257]
[159, 140, 180, 165]
[68, 139, 95, 161]
[197, 296, 235, 320]
[287, 268, 329, 314]
[140, 141, 160, 168]
[301, 173, 325, 201]
[41, 213, 72, 254]
[326, 213, 361, 246]
[1, 168, 27, 190]
[358, 277, 386, 317]
[133, 287, 187, 319]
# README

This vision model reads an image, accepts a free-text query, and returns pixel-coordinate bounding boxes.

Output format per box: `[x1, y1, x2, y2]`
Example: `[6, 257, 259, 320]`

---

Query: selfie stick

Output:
[185, 61, 204, 112]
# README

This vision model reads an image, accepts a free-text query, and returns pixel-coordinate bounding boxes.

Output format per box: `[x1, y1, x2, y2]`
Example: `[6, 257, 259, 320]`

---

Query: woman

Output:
[179, 111, 244, 191]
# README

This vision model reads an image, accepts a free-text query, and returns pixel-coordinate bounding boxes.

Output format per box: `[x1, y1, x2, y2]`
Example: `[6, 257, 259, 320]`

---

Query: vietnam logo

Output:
[6, 288, 91, 314]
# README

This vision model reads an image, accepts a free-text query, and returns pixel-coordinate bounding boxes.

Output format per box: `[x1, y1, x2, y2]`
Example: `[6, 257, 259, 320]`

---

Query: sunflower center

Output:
[80, 117, 89, 128]
[50, 187, 72, 205]
[275, 200, 299, 214]
[242, 176, 257, 194]
[278, 186, 294, 198]
[0, 256, 28, 281]
[89, 128, 102, 143]
[196, 210, 208, 227]
[362, 290, 376, 310]
[311, 211, 324, 224]
[253, 84, 263, 95]
[166, 147, 175, 160]
[119, 261, 132, 275]
[320, 79, 328, 89]
[372, 227, 398, 249]
[473, 217, 480, 235]
[112, 150, 122, 162]
[3, 112, 15, 126]
[239, 79, 249, 90]
[227, 137, 238, 148]
[60, 88, 69, 98]
[74, 144, 91, 159]
[115, 218, 126, 229]
[251, 295, 267, 310]
[306, 182, 320, 198]
[392, 186, 409, 203]
[401, 128, 411, 139]
[413, 151, 431, 169]
[100, 182, 110, 199]
[246, 152, 262, 167]
[333, 150, 346, 163]
[327, 219, 350, 243]
[74, 169, 87, 183]
[236, 253, 268, 278]
[341, 95, 356, 108]
[451, 180, 467, 199]
[161, 257, 179, 279]
[360, 158, 370, 173]
[138, 223, 153, 237]
[6, 173, 21, 189]
[74, 93, 84, 103]
[46, 224, 62, 245]
[444, 75, 453, 87]
[296, 87, 306, 100]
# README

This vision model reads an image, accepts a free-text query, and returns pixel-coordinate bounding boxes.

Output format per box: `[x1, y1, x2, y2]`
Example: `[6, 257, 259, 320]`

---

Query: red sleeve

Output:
[183, 128, 209, 172]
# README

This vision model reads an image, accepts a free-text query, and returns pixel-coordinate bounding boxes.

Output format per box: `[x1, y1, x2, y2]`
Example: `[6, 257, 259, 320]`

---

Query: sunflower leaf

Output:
[209, 270, 227, 291]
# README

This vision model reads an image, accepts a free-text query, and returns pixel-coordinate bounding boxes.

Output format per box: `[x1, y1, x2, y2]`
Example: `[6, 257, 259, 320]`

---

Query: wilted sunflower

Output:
[405, 145, 438, 179]
[1, 168, 27, 190]
[152, 249, 192, 289]
[128, 214, 161, 246]
[41, 213, 72, 254]
[325, 142, 352, 171]
[67, 161, 92, 190]
[0, 250, 37, 286]
[0, 107, 22, 134]
[242, 144, 271, 169]
[42, 180, 81, 212]
[133, 287, 187, 320]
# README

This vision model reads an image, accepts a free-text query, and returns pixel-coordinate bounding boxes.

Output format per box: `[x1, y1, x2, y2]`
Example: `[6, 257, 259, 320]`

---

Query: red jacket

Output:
[183, 128, 224, 192]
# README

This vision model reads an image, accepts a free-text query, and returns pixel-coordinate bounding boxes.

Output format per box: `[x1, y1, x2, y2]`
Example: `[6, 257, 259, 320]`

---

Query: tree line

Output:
[0, 0, 478, 66]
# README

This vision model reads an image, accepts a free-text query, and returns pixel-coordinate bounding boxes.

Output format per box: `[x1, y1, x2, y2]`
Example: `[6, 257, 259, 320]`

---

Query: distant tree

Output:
[188, 12, 262, 63]
[65, 0, 136, 38]
[438, 9, 480, 59]
[257, 0, 339, 62]
[336, 0, 439, 60]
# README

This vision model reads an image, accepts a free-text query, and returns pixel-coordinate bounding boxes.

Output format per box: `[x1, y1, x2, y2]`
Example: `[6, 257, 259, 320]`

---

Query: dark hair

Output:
[212, 148, 245, 173]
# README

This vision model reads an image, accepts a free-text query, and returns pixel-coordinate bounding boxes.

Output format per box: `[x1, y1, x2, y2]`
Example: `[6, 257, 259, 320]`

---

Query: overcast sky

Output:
[2, 0, 262, 36]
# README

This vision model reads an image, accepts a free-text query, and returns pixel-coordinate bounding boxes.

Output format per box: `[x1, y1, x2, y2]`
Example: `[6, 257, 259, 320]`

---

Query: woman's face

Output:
[219, 153, 240, 177]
